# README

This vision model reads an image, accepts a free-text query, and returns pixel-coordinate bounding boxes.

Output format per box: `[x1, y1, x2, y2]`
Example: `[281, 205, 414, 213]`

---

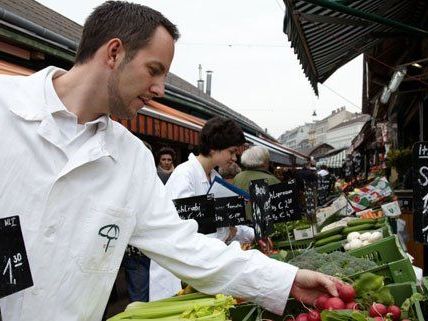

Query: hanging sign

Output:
[413, 142, 428, 244]
[317, 175, 331, 206]
[173, 194, 216, 234]
[214, 196, 247, 227]
[268, 180, 301, 223]
[0, 216, 33, 299]
[249, 179, 271, 240]
[303, 181, 317, 219]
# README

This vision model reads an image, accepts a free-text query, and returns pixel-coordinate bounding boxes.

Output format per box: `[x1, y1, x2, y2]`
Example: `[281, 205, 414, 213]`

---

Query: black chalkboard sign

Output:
[249, 179, 271, 240]
[0, 216, 33, 299]
[412, 142, 428, 244]
[173, 194, 216, 234]
[303, 181, 317, 219]
[268, 180, 301, 223]
[353, 152, 363, 175]
[317, 175, 331, 206]
[214, 196, 246, 227]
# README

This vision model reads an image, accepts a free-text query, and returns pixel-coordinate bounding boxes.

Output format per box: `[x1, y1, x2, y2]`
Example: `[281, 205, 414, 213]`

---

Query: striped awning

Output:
[283, 0, 428, 94]
[317, 149, 347, 168]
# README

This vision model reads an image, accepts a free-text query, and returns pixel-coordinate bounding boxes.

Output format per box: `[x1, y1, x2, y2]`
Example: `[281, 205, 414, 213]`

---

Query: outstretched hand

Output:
[290, 269, 342, 305]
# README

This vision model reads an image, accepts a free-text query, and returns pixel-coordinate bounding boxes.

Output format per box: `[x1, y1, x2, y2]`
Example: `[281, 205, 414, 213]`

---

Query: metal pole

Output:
[301, 0, 428, 37]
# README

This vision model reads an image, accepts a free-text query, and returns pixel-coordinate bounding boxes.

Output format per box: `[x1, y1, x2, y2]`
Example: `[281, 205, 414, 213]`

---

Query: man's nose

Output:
[151, 81, 165, 97]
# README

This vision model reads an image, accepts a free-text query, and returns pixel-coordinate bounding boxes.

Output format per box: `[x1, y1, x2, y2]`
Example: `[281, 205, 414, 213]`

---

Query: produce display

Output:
[108, 293, 236, 321]
[287, 250, 377, 277]
[281, 273, 426, 321]
[344, 231, 383, 251]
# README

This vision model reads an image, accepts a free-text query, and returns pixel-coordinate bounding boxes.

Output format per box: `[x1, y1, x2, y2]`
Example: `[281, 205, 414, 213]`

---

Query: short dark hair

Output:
[75, 1, 180, 65]
[158, 147, 176, 161]
[199, 117, 246, 156]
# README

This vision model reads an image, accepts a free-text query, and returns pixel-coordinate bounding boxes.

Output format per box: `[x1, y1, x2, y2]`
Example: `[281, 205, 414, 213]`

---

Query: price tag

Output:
[173, 194, 217, 234]
[0, 216, 33, 299]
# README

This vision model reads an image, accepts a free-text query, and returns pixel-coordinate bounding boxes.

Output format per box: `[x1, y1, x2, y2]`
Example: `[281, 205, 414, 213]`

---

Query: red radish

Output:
[295, 313, 309, 321]
[373, 317, 384, 321]
[345, 302, 359, 310]
[337, 283, 356, 303]
[387, 305, 401, 321]
[369, 303, 387, 317]
[401, 319, 411, 321]
[314, 295, 330, 310]
[324, 297, 345, 310]
[307, 310, 321, 321]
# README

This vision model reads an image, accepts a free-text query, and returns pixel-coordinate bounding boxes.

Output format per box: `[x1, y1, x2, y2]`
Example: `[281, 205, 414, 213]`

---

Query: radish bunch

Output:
[369, 303, 407, 321]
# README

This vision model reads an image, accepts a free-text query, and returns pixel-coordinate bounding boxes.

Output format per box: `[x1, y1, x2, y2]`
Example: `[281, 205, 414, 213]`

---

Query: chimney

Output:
[206, 70, 213, 96]
[197, 64, 204, 92]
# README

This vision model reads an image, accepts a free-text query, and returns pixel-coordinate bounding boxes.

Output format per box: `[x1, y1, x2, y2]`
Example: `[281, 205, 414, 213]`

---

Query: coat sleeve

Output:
[129, 148, 298, 315]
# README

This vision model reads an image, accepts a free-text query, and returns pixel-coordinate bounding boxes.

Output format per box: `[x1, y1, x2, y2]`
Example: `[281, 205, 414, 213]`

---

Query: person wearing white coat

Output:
[0, 3, 339, 321]
[149, 118, 255, 301]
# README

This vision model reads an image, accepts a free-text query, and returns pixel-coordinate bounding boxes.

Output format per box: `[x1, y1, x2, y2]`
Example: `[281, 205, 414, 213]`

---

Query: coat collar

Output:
[6, 66, 118, 161]
[188, 153, 218, 184]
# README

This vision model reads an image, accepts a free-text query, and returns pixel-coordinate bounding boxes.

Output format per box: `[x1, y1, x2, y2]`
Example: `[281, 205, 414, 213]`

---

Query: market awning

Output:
[317, 148, 347, 168]
[0, 59, 33, 75]
[244, 133, 308, 166]
[283, 0, 428, 94]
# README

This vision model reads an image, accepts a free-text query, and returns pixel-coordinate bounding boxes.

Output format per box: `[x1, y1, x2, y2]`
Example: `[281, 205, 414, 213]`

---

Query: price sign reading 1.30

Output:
[0, 215, 33, 299]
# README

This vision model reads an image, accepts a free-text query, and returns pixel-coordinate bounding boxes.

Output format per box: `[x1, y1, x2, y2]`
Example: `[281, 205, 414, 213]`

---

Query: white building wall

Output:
[327, 122, 366, 149]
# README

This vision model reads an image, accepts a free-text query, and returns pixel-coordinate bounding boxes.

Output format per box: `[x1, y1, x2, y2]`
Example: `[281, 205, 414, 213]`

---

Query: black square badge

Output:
[0, 216, 33, 299]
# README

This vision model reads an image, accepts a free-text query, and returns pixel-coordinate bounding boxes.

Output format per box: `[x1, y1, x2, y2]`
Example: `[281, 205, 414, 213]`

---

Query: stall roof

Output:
[283, 0, 428, 94]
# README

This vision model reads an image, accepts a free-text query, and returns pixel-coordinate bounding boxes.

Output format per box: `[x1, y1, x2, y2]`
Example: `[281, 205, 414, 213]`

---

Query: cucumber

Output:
[342, 224, 375, 234]
[315, 226, 344, 240]
[347, 218, 377, 227]
[314, 234, 344, 247]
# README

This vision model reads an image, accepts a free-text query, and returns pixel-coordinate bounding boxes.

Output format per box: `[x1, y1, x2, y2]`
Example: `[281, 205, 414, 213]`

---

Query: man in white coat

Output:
[0, 2, 339, 321]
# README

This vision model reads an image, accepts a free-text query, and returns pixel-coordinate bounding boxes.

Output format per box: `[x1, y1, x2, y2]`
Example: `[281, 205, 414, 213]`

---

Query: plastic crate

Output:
[385, 282, 425, 321]
[347, 235, 415, 283]
[348, 235, 407, 264]
[275, 237, 314, 251]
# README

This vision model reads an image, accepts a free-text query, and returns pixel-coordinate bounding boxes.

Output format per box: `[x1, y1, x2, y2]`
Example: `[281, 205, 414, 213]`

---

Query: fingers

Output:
[316, 272, 339, 297]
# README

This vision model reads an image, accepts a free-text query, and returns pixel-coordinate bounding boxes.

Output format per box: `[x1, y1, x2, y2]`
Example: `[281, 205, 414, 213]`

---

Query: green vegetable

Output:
[287, 250, 377, 277]
[315, 227, 344, 240]
[343, 224, 375, 234]
[320, 309, 370, 321]
[353, 272, 384, 295]
[315, 235, 344, 246]
[108, 293, 236, 321]
[372, 286, 394, 306]
[347, 219, 378, 227]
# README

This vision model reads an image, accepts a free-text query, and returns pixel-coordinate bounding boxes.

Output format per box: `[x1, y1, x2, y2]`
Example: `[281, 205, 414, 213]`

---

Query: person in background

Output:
[234, 146, 281, 191]
[157, 146, 176, 184]
[0, 2, 340, 319]
[122, 139, 154, 303]
[317, 164, 329, 177]
[233, 145, 281, 222]
[150, 117, 255, 301]
[218, 162, 242, 184]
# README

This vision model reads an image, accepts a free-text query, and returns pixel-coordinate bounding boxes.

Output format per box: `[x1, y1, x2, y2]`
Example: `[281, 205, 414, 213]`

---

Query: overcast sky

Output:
[37, 0, 363, 138]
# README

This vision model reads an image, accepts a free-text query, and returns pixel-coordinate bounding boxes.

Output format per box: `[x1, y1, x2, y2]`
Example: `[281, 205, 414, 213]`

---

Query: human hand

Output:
[225, 227, 238, 244]
[290, 269, 341, 305]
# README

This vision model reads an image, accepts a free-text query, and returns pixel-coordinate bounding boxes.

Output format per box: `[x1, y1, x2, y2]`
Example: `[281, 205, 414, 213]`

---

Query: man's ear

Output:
[106, 38, 124, 68]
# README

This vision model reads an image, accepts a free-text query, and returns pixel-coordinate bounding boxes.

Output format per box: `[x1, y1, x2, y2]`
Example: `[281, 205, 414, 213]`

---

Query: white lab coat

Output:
[0, 68, 297, 321]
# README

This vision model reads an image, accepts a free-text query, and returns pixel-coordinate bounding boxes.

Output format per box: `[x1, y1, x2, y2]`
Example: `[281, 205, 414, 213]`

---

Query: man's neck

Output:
[52, 65, 109, 124]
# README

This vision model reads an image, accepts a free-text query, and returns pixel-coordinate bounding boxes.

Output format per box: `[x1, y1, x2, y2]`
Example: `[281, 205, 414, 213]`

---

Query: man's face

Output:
[159, 154, 173, 170]
[108, 26, 175, 119]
